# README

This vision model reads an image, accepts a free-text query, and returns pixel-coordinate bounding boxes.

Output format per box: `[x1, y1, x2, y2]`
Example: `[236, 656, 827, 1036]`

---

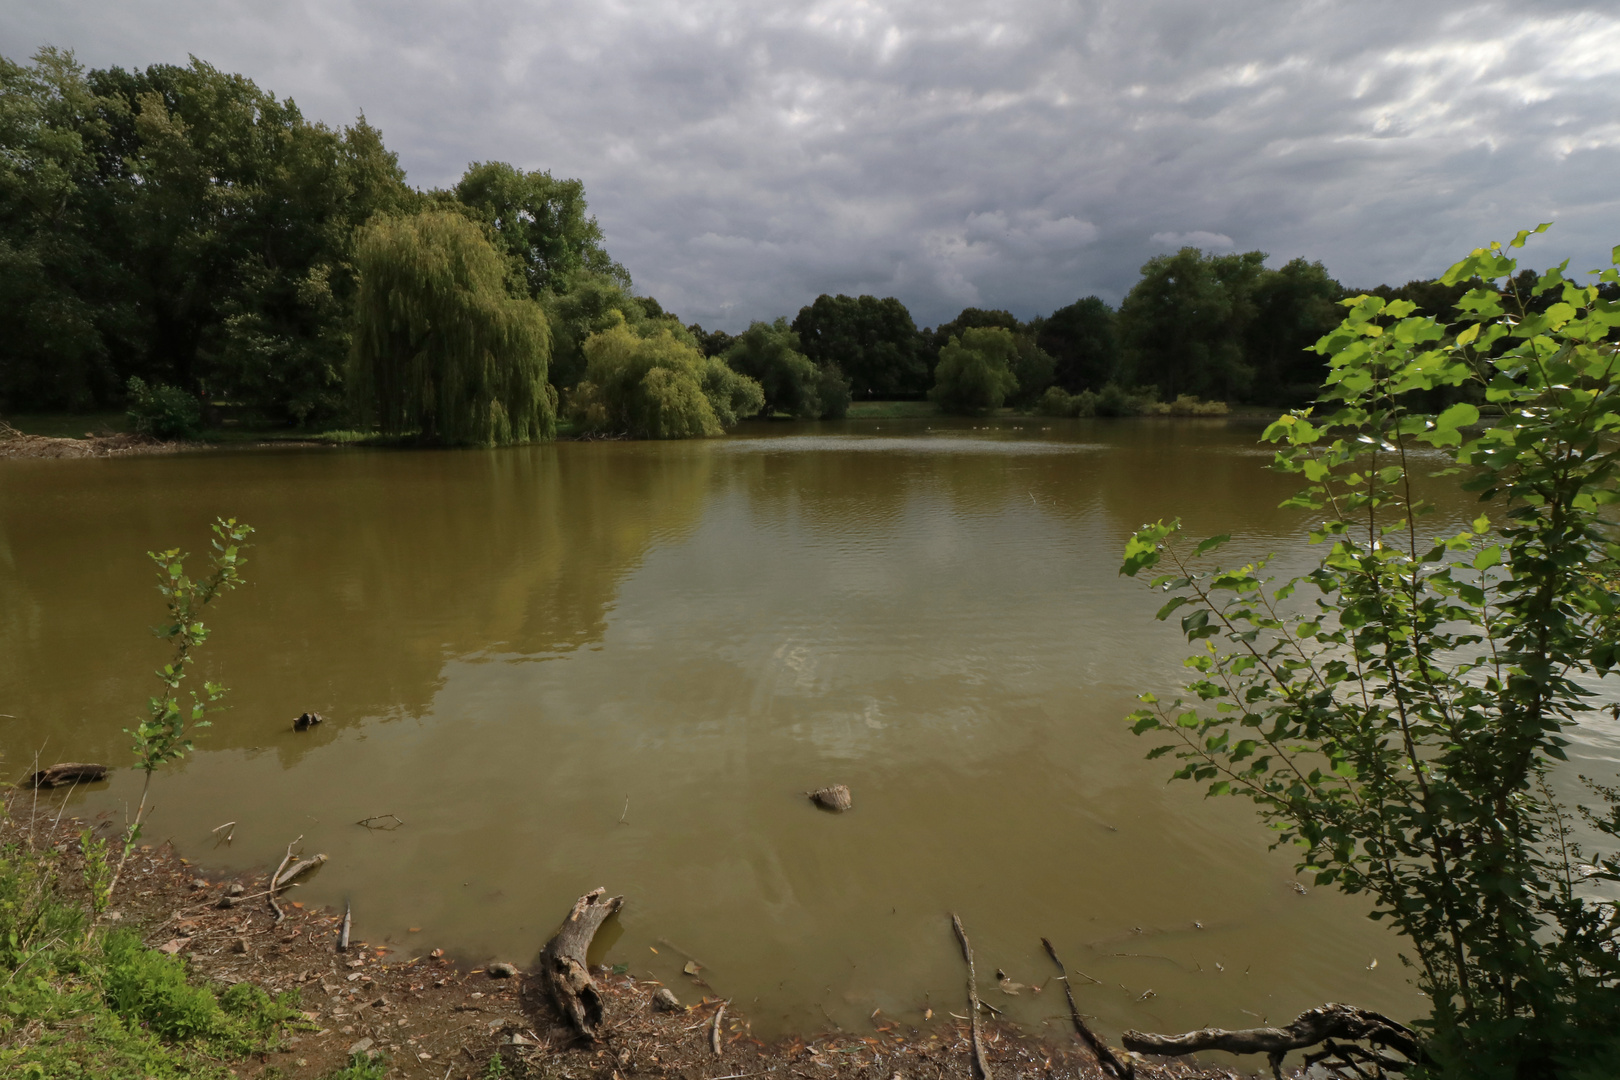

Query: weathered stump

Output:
[808, 785, 852, 811]
[26, 763, 107, 789]
[540, 887, 624, 1042]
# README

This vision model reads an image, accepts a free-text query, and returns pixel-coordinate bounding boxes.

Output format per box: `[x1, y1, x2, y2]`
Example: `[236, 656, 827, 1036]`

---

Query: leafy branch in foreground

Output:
[103, 518, 253, 909]
[1122, 227, 1620, 1077]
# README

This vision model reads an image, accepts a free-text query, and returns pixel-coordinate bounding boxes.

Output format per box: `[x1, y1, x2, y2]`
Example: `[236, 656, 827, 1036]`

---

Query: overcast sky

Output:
[7, 1, 1619, 331]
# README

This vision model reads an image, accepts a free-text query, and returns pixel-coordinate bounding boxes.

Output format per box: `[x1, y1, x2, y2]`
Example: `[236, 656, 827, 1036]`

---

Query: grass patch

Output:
[844, 400, 939, 419]
[0, 829, 308, 1079]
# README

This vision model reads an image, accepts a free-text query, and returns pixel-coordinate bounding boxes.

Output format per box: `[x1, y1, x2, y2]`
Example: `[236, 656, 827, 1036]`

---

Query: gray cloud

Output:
[7, 0, 1619, 330]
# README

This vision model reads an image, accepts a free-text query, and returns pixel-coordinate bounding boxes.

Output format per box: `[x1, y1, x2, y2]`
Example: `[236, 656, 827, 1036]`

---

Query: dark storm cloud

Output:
[8, 1, 1619, 329]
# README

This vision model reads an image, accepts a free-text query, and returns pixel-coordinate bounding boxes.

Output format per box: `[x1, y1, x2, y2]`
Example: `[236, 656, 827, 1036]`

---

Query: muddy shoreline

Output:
[4, 804, 1243, 1080]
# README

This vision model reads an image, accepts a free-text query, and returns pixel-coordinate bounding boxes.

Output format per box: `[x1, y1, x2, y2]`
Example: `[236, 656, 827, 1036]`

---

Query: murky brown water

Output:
[4, 418, 1616, 1042]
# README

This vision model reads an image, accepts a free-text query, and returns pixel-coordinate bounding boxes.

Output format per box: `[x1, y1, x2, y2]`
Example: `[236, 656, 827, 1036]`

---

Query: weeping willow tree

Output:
[569, 320, 763, 438]
[349, 211, 557, 444]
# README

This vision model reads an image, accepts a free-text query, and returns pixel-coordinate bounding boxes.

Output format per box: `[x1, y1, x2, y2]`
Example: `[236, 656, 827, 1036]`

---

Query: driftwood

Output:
[1041, 938, 1131, 1080]
[338, 900, 352, 951]
[540, 887, 624, 1042]
[949, 914, 993, 1080]
[275, 853, 327, 889]
[27, 763, 107, 789]
[292, 712, 323, 731]
[1123, 1003, 1424, 1080]
[267, 835, 303, 923]
[710, 1002, 726, 1056]
[808, 785, 852, 812]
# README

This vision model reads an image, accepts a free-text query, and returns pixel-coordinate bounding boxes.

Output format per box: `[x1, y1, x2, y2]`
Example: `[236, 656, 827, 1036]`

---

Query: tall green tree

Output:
[1243, 257, 1344, 405]
[451, 161, 628, 298]
[929, 327, 1020, 415]
[569, 320, 762, 438]
[0, 48, 129, 410]
[722, 318, 850, 419]
[1118, 247, 1266, 401]
[927, 307, 1053, 405]
[1035, 296, 1120, 392]
[541, 276, 694, 392]
[348, 211, 556, 445]
[791, 293, 927, 398]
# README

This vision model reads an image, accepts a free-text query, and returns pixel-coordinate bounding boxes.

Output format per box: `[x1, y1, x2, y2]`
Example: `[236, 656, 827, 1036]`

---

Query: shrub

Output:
[1034, 386, 1097, 418]
[124, 377, 201, 439]
[570, 322, 763, 438]
[1122, 227, 1620, 1072]
[929, 327, 1020, 414]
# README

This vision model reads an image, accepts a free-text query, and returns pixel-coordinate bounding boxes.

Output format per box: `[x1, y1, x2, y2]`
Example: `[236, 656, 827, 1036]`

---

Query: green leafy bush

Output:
[124, 376, 201, 439]
[101, 930, 225, 1043]
[570, 321, 764, 437]
[929, 326, 1020, 414]
[1122, 226, 1620, 1073]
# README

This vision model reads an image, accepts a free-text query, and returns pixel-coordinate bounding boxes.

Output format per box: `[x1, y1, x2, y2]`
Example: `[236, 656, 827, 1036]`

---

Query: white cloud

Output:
[6, 0, 1619, 328]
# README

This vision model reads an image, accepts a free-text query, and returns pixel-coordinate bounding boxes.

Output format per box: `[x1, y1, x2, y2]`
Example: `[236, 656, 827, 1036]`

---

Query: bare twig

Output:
[338, 900, 352, 952]
[949, 914, 992, 1080]
[1041, 937, 1130, 1079]
[356, 814, 404, 830]
[268, 835, 302, 923]
[711, 1001, 727, 1056]
[619, 796, 630, 825]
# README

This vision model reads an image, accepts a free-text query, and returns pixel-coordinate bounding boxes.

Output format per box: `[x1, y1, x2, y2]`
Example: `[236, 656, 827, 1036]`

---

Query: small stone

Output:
[156, 938, 186, 955]
[231, 937, 249, 955]
[348, 1037, 373, 1055]
[341, 1025, 355, 1035]
[216, 896, 239, 909]
[371, 996, 390, 1009]
[189, 878, 209, 891]
[487, 962, 520, 979]
[346, 973, 362, 982]
[226, 883, 246, 897]
[652, 987, 683, 1012]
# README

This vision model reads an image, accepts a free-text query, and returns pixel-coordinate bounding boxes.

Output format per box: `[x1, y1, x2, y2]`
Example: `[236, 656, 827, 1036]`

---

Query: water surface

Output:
[4, 418, 1613, 1040]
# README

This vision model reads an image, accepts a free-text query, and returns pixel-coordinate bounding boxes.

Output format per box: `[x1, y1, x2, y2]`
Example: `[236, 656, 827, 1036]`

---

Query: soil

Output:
[0, 421, 187, 459]
[8, 803, 1246, 1080]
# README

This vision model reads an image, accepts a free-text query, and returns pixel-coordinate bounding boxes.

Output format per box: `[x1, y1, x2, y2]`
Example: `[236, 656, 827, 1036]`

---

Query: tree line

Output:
[0, 47, 1561, 443]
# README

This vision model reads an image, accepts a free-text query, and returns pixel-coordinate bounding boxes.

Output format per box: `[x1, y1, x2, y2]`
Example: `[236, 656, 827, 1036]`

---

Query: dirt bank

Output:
[2, 803, 1249, 1080]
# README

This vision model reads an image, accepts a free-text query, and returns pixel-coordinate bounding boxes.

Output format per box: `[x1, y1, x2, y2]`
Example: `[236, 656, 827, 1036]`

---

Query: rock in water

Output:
[487, 962, 520, 979]
[808, 785, 852, 812]
[653, 987, 684, 1012]
[292, 712, 324, 731]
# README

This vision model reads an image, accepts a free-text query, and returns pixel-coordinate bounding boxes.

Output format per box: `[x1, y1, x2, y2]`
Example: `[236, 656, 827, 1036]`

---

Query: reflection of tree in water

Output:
[0, 445, 715, 767]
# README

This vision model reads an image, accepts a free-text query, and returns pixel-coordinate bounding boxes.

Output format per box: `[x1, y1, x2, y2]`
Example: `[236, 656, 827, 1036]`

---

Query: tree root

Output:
[1122, 1003, 1425, 1079]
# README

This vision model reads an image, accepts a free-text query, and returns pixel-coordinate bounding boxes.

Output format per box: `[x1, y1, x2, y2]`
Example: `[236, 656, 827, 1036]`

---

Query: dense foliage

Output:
[929, 327, 1021, 414]
[569, 321, 763, 438]
[791, 293, 929, 398]
[721, 318, 850, 419]
[10, 44, 1611, 434]
[349, 212, 557, 445]
[1123, 228, 1620, 1076]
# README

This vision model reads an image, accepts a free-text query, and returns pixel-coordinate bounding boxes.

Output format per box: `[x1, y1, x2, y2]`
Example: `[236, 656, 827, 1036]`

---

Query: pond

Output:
[3, 417, 1615, 1041]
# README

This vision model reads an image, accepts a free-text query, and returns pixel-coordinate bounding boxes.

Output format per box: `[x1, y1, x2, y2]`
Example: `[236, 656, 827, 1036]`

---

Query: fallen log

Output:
[1122, 1003, 1424, 1080]
[26, 763, 108, 789]
[1041, 937, 1130, 1080]
[540, 887, 624, 1042]
[949, 914, 993, 1080]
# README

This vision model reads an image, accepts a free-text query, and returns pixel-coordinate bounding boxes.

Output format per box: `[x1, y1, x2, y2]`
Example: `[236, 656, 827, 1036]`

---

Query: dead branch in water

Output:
[540, 887, 624, 1042]
[356, 814, 404, 830]
[1041, 937, 1130, 1080]
[949, 913, 993, 1080]
[26, 763, 107, 789]
[267, 835, 302, 924]
[1122, 1003, 1425, 1080]
[275, 852, 327, 889]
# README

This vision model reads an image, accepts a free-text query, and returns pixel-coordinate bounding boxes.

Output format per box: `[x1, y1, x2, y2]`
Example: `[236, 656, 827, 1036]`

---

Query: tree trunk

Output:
[540, 887, 624, 1042]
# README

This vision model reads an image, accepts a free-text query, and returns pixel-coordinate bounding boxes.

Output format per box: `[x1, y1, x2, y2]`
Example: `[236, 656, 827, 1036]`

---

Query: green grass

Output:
[844, 400, 940, 419]
[0, 834, 313, 1080]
